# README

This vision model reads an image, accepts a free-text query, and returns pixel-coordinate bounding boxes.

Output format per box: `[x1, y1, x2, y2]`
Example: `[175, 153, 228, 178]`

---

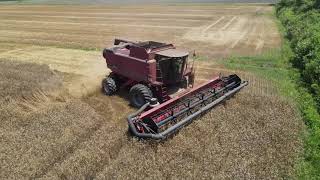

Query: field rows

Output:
[0, 5, 256, 13]
[0, 4, 300, 179]
[0, 5, 280, 57]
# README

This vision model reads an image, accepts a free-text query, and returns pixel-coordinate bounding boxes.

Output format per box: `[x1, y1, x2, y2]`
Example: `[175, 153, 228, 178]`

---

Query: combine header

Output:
[102, 39, 248, 140]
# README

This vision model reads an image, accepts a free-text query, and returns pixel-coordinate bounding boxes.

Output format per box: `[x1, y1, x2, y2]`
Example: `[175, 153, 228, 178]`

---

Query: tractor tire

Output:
[102, 77, 117, 95]
[129, 84, 153, 108]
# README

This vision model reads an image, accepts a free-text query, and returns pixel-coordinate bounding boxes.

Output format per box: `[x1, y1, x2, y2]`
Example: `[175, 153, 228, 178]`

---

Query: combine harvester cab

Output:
[102, 39, 248, 140]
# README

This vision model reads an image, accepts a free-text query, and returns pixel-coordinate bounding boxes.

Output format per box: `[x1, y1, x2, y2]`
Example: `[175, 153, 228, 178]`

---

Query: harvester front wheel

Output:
[129, 84, 153, 108]
[102, 77, 117, 95]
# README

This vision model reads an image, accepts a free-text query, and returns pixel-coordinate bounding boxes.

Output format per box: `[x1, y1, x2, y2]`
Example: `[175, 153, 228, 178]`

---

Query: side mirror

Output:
[192, 50, 197, 58]
[114, 39, 121, 45]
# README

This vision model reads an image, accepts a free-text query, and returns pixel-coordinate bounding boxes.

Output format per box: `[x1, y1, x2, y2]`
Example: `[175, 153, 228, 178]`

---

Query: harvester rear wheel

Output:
[129, 84, 153, 108]
[102, 77, 117, 95]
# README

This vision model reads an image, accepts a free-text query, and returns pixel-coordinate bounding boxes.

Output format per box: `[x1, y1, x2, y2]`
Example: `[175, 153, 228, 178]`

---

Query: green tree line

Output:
[277, 0, 320, 108]
[276, 1, 320, 178]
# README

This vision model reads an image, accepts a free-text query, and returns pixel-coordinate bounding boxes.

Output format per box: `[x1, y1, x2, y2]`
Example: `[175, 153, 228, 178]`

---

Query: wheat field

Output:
[0, 4, 303, 179]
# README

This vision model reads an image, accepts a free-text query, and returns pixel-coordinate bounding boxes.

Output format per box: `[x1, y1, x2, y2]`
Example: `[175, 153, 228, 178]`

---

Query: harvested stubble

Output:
[0, 59, 303, 179]
[0, 100, 104, 179]
[0, 5, 280, 57]
[0, 4, 301, 179]
[0, 59, 62, 100]
[92, 93, 303, 179]
[41, 93, 303, 179]
[0, 59, 103, 179]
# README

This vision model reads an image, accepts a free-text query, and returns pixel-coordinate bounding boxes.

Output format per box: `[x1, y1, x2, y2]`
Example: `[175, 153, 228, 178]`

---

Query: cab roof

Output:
[156, 49, 189, 58]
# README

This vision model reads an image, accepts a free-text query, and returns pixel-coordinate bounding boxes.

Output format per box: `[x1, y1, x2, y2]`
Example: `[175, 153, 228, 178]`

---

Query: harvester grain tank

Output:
[102, 39, 248, 140]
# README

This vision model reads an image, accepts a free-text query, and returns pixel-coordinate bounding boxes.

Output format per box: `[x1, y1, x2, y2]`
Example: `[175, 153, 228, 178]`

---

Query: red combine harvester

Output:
[102, 39, 248, 140]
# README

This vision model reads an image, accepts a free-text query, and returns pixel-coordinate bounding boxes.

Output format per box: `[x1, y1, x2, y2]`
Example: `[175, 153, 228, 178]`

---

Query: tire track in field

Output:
[0, 48, 25, 55]
[41, 95, 132, 179]
[44, 109, 127, 179]
[0, 34, 102, 50]
[79, 95, 131, 178]
[0, 19, 195, 29]
[255, 17, 266, 52]
[33, 111, 107, 179]
[229, 20, 251, 49]
[0, 35, 106, 51]
[0, 30, 105, 47]
[0, 36, 85, 47]
[0, 23, 181, 40]
[201, 16, 225, 33]
[241, 15, 264, 53]
[35, 90, 130, 179]
[183, 16, 226, 42]
[0, 11, 213, 18]
[220, 16, 237, 30]
[0, 14, 205, 22]
[0, 15, 203, 28]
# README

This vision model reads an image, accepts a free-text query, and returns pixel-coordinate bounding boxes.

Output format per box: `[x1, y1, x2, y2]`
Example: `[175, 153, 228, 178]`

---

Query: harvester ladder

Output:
[156, 62, 170, 102]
